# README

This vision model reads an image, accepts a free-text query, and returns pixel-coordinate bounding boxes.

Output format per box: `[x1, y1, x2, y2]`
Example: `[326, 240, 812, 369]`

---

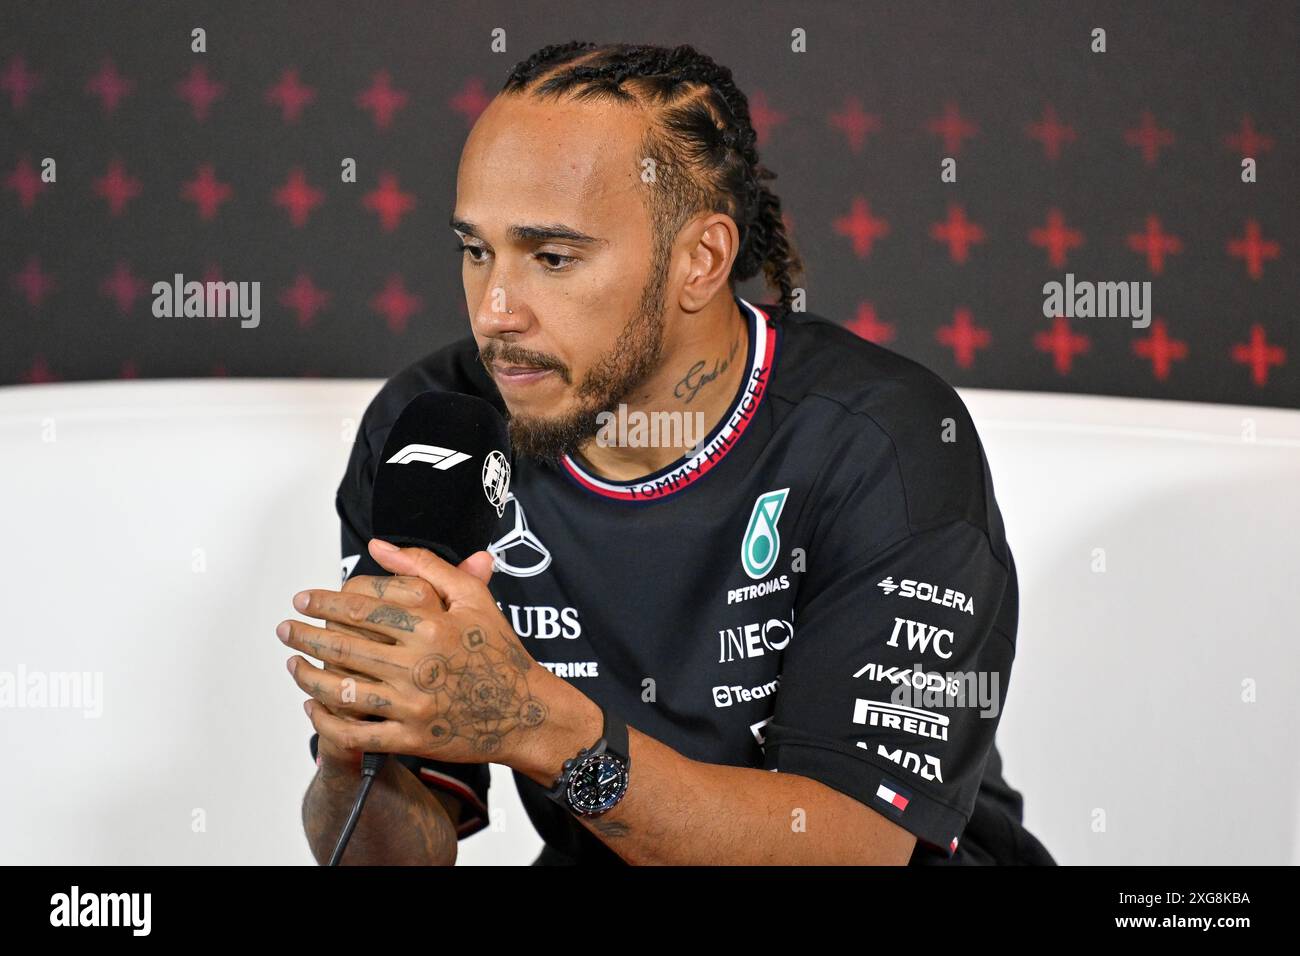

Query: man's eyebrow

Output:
[449, 217, 608, 246]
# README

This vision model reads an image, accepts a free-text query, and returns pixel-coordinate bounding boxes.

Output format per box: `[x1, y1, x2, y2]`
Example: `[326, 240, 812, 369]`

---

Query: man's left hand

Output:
[280, 538, 574, 768]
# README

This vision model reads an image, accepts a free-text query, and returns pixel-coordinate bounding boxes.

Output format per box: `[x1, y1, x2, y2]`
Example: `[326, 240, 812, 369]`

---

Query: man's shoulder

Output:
[772, 307, 970, 429]
[358, 334, 504, 439]
[770, 306, 999, 539]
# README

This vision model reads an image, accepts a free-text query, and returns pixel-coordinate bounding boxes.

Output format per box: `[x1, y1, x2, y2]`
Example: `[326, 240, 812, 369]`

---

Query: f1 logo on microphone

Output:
[385, 444, 471, 470]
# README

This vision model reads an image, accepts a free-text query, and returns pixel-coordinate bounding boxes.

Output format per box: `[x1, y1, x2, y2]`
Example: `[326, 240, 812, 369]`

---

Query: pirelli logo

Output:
[852, 699, 950, 742]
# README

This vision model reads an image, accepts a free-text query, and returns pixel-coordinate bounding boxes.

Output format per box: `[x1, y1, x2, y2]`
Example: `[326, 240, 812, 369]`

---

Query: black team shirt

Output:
[310, 294, 1055, 865]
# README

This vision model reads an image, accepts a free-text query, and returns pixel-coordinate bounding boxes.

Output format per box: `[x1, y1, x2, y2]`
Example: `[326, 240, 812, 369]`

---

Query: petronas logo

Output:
[741, 488, 789, 580]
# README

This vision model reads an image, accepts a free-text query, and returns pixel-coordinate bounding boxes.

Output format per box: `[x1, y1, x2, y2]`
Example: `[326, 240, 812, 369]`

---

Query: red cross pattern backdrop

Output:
[2, 1, 1296, 408]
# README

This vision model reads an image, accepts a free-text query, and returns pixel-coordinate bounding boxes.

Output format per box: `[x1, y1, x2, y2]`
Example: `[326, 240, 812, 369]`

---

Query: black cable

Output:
[327, 752, 388, 866]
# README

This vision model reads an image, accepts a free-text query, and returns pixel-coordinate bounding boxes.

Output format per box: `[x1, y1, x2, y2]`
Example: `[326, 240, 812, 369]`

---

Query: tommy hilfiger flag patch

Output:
[875, 777, 911, 813]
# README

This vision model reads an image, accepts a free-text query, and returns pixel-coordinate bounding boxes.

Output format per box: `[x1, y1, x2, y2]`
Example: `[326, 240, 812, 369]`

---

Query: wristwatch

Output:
[546, 704, 631, 816]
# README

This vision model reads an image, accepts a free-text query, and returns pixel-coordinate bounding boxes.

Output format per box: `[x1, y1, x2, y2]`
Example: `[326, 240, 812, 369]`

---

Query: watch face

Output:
[566, 752, 628, 814]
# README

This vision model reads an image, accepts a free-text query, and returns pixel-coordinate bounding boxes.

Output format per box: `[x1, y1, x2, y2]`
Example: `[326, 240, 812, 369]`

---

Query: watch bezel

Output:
[564, 750, 629, 815]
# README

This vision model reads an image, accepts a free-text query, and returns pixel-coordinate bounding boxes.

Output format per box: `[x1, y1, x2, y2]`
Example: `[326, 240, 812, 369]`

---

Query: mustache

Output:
[478, 341, 572, 384]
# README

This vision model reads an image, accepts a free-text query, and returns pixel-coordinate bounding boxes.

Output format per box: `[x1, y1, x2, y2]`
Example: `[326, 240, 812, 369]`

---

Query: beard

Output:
[481, 247, 670, 465]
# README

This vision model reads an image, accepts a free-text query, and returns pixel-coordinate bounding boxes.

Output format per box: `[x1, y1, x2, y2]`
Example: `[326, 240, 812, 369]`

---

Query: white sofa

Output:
[1, 379, 1296, 865]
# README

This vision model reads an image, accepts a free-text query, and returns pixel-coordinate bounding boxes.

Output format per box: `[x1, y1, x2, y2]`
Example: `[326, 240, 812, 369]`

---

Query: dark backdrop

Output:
[2, 0, 1296, 408]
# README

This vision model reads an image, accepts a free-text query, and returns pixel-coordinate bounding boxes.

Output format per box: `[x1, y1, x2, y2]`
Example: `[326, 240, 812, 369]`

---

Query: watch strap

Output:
[546, 704, 630, 806]
[601, 705, 629, 763]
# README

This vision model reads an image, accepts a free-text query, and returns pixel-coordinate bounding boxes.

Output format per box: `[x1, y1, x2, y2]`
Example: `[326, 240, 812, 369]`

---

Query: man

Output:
[284, 41, 1054, 865]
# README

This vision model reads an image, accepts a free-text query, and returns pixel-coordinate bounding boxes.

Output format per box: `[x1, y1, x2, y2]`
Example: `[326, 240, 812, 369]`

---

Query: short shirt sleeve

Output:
[316, 400, 491, 838]
[762, 513, 1017, 859]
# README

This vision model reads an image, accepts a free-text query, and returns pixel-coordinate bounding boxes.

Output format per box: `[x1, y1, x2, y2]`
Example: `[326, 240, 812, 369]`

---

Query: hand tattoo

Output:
[410, 626, 546, 754]
[366, 605, 421, 632]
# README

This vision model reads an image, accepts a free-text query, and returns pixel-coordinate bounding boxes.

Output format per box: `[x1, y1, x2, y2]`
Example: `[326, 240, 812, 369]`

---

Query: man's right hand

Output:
[309, 572, 437, 766]
[299, 569, 465, 866]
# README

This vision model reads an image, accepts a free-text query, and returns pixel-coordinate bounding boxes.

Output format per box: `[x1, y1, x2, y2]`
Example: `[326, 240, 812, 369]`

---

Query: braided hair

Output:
[501, 42, 805, 311]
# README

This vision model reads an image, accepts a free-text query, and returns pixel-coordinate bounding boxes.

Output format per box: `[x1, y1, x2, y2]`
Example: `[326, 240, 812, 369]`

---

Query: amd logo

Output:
[862, 742, 944, 783]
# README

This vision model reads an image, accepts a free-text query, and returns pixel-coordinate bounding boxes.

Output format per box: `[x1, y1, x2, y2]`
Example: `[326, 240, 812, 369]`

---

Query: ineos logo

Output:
[762, 618, 793, 651]
[718, 615, 795, 663]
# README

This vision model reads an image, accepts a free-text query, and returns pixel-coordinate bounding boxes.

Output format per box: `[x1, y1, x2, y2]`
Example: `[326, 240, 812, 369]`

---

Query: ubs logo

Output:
[498, 603, 581, 640]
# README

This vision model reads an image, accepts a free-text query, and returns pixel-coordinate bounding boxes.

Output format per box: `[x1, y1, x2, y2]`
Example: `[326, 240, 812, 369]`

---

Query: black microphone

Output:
[370, 389, 513, 562]
[328, 389, 511, 865]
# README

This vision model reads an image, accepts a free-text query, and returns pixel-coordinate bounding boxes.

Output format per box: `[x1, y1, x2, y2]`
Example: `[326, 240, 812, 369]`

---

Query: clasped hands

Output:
[279, 538, 562, 770]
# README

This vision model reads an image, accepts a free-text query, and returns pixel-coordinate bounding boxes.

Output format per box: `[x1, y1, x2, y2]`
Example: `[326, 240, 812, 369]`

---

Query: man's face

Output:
[453, 94, 673, 462]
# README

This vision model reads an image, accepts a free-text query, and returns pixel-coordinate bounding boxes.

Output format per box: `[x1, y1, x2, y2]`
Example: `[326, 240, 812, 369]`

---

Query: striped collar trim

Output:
[560, 296, 776, 503]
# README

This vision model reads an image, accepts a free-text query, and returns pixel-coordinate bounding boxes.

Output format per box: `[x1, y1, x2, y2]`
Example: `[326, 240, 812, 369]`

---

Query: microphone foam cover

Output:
[371, 390, 511, 565]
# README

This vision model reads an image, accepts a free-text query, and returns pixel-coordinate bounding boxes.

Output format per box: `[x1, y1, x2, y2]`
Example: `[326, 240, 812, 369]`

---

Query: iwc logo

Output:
[482, 450, 511, 517]
[741, 488, 789, 580]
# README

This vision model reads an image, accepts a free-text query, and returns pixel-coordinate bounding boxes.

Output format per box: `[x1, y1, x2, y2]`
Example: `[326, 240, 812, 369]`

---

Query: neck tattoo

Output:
[673, 333, 742, 405]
